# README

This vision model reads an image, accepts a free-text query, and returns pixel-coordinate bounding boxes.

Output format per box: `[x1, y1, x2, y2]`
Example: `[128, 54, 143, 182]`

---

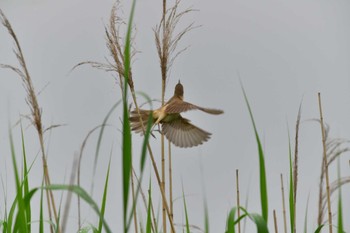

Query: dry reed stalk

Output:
[292, 103, 301, 233]
[161, 136, 166, 233]
[169, 140, 174, 233]
[280, 174, 287, 233]
[273, 210, 279, 233]
[317, 93, 333, 233]
[161, 0, 167, 229]
[131, 169, 139, 233]
[0, 9, 59, 233]
[154, 2, 196, 230]
[235, 169, 241, 233]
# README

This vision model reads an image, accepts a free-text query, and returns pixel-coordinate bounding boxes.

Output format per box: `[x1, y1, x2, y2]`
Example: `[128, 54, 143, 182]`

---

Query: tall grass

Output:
[1, 1, 350, 233]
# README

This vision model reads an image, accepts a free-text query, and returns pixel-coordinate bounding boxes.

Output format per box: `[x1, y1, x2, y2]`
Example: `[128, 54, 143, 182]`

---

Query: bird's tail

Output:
[129, 109, 153, 134]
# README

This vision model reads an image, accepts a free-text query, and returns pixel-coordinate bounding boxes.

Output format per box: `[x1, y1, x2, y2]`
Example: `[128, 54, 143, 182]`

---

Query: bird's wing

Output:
[129, 109, 154, 134]
[161, 117, 211, 148]
[165, 100, 223, 115]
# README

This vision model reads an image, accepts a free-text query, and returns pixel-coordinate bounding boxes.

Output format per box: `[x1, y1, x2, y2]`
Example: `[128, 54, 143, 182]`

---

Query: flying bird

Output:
[129, 81, 223, 148]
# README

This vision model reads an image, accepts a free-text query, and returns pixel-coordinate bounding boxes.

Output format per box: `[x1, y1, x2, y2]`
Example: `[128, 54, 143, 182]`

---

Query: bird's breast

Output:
[153, 108, 180, 123]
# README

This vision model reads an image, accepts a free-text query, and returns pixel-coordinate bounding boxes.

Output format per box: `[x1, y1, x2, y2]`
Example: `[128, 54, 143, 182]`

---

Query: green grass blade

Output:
[93, 100, 121, 183]
[24, 185, 112, 233]
[303, 195, 309, 233]
[314, 224, 324, 233]
[6, 197, 17, 232]
[248, 213, 269, 233]
[125, 106, 152, 231]
[240, 83, 268, 222]
[226, 208, 236, 233]
[182, 188, 190, 233]
[136, 92, 153, 172]
[288, 130, 295, 233]
[337, 158, 344, 233]
[9, 128, 28, 233]
[20, 124, 31, 233]
[240, 208, 269, 233]
[122, 0, 136, 231]
[98, 158, 111, 233]
[203, 196, 209, 233]
[39, 181, 44, 233]
[146, 182, 152, 233]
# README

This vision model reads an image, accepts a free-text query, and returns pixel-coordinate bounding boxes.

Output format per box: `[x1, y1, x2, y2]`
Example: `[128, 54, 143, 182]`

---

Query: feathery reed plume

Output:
[72, 1, 136, 94]
[0, 9, 59, 233]
[317, 93, 333, 233]
[154, 0, 197, 86]
[320, 177, 350, 220]
[292, 103, 302, 233]
[314, 123, 350, 225]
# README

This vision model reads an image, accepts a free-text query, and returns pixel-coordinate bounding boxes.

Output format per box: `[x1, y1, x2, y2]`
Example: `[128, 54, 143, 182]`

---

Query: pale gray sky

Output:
[1, 0, 350, 232]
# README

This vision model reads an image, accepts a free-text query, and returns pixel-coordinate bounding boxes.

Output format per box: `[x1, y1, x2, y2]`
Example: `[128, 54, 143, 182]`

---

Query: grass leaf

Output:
[122, 0, 136, 232]
[182, 188, 191, 233]
[98, 158, 111, 232]
[24, 185, 112, 233]
[240, 83, 268, 222]
[288, 130, 295, 233]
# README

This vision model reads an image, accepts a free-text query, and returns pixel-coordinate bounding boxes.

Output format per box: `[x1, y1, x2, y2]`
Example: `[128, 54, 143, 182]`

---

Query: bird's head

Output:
[174, 80, 184, 99]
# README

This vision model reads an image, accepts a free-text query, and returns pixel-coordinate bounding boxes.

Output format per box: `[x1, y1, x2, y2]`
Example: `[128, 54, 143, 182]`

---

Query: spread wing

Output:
[161, 117, 211, 148]
[165, 99, 223, 115]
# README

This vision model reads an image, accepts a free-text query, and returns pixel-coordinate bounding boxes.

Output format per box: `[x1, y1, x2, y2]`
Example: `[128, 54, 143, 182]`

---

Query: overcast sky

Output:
[1, 0, 350, 232]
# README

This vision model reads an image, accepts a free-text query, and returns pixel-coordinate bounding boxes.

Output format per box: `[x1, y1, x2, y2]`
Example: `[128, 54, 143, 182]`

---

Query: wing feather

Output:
[162, 117, 211, 148]
[165, 100, 223, 115]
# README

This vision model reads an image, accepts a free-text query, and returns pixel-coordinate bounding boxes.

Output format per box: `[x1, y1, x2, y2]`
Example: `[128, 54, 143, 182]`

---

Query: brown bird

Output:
[129, 81, 223, 148]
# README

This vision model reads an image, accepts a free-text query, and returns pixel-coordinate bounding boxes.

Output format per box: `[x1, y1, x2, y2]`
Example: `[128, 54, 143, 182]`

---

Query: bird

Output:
[129, 81, 223, 148]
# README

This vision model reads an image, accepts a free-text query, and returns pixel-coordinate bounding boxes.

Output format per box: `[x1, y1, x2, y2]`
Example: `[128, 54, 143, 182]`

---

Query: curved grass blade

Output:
[226, 208, 236, 233]
[93, 100, 121, 186]
[98, 158, 111, 233]
[9, 128, 28, 233]
[240, 82, 268, 222]
[314, 224, 324, 233]
[24, 185, 112, 233]
[239, 208, 269, 233]
[182, 188, 190, 233]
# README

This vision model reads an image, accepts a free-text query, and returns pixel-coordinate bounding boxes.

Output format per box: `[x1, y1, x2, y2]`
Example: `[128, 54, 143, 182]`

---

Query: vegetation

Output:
[0, 1, 349, 233]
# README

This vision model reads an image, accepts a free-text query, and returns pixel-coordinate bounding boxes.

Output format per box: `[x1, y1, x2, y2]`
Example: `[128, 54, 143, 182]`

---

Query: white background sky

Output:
[1, 0, 350, 232]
